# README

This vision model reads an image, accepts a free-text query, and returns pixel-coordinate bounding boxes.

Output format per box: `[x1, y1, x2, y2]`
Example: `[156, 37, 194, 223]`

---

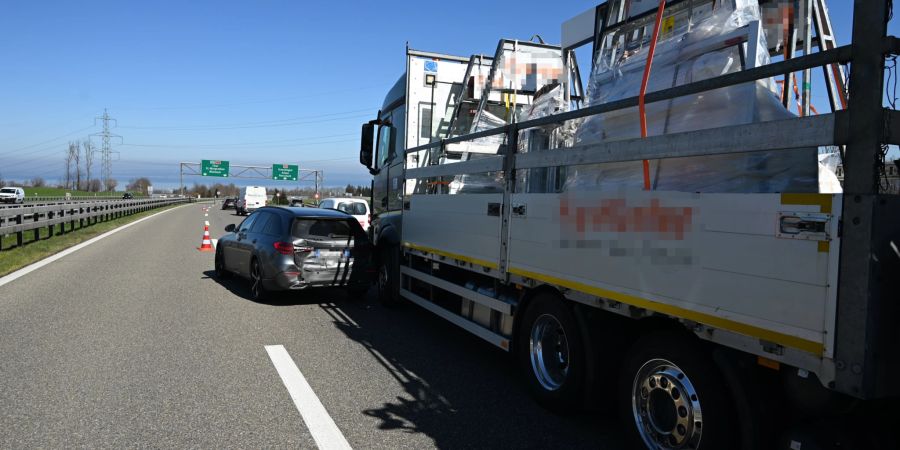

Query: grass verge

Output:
[0, 203, 185, 277]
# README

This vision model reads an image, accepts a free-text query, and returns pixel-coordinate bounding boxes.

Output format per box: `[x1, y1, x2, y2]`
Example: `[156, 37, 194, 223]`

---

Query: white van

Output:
[236, 186, 267, 215]
[0, 187, 25, 204]
[319, 197, 370, 231]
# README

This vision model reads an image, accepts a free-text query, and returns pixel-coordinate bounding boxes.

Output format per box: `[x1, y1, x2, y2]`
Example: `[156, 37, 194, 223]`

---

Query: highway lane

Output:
[0, 202, 622, 448]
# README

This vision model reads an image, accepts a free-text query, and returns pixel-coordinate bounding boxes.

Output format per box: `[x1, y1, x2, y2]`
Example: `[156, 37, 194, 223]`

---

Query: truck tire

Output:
[619, 331, 735, 450]
[517, 292, 586, 411]
[377, 245, 401, 307]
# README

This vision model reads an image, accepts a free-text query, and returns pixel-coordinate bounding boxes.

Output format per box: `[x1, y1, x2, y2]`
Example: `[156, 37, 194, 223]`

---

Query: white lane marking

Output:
[211, 238, 218, 248]
[265, 345, 352, 450]
[0, 205, 187, 289]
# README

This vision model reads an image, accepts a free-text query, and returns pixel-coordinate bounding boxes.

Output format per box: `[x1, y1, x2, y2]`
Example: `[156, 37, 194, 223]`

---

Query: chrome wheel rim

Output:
[631, 359, 703, 449]
[528, 314, 569, 391]
[250, 263, 261, 299]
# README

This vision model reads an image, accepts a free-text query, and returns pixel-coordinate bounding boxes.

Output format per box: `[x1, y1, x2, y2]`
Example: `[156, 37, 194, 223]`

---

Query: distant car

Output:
[289, 197, 305, 207]
[221, 198, 236, 210]
[236, 186, 267, 215]
[215, 206, 373, 300]
[319, 197, 371, 231]
[0, 187, 25, 204]
[122, 192, 134, 199]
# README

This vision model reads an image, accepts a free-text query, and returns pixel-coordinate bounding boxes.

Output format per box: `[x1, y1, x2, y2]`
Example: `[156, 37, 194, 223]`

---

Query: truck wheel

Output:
[377, 245, 401, 307]
[517, 292, 586, 411]
[619, 331, 735, 450]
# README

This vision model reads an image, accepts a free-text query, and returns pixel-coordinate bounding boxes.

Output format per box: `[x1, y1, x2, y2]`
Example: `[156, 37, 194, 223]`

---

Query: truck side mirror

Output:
[360, 123, 375, 169]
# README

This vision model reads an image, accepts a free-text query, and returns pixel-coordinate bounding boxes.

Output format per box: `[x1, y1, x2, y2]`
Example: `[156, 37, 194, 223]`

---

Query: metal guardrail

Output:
[0, 198, 189, 250]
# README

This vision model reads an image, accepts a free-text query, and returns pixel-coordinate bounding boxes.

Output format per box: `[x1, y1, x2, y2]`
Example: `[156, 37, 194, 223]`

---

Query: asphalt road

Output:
[0, 202, 623, 448]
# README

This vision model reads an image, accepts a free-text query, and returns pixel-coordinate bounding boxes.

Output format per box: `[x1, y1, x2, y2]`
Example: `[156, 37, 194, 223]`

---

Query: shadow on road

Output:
[203, 268, 619, 448]
[318, 291, 619, 448]
[201, 270, 326, 306]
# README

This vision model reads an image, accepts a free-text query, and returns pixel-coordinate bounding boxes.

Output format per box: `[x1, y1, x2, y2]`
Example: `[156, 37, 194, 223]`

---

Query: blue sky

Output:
[0, 1, 897, 189]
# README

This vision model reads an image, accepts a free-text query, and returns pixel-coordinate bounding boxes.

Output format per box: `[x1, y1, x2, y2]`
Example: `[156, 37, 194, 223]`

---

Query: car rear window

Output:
[292, 219, 352, 239]
[337, 202, 366, 215]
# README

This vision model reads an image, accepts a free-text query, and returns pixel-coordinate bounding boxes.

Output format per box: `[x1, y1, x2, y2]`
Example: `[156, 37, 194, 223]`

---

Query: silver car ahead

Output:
[215, 206, 373, 300]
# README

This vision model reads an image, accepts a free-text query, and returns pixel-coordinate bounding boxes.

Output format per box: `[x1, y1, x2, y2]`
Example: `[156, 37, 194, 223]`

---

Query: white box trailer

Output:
[359, 0, 900, 447]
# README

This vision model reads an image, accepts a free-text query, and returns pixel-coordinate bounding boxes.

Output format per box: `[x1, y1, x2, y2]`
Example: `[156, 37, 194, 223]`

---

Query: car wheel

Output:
[377, 245, 401, 307]
[249, 259, 268, 301]
[214, 247, 230, 279]
[517, 291, 586, 411]
[619, 331, 735, 450]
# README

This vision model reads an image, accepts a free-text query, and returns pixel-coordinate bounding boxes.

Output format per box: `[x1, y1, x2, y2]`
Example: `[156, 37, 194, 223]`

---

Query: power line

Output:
[118, 108, 371, 130]
[0, 125, 94, 157]
[117, 112, 370, 131]
[2, 134, 358, 171]
[122, 133, 358, 148]
[111, 85, 384, 111]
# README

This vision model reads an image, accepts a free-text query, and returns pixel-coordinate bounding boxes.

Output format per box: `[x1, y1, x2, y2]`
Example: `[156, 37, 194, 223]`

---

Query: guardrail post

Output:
[16, 213, 24, 247]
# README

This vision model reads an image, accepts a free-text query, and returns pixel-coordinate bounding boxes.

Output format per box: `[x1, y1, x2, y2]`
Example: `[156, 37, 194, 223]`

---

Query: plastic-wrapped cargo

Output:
[565, 0, 821, 193]
[516, 83, 577, 193]
[448, 41, 566, 194]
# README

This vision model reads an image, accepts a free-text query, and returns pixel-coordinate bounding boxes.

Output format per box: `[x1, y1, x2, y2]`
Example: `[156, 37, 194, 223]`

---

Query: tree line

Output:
[62, 140, 115, 192]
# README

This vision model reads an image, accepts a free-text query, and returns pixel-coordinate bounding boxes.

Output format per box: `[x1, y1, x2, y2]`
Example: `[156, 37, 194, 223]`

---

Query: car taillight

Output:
[273, 241, 294, 255]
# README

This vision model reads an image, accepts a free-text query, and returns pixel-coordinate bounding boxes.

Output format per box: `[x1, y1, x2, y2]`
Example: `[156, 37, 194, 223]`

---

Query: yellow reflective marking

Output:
[780, 193, 833, 214]
[508, 266, 824, 356]
[402, 242, 499, 269]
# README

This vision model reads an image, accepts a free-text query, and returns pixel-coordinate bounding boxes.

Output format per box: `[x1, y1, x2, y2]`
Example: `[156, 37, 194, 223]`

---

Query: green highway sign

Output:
[201, 160, 230, 177]
[272, 163, 299, 181]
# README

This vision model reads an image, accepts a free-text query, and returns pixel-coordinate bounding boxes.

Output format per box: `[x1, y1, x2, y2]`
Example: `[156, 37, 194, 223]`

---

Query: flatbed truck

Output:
[358, 1, 900, 448]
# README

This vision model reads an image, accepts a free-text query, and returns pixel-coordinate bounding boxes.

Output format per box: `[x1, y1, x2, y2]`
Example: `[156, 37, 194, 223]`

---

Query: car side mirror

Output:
[225, 224, 236, 233]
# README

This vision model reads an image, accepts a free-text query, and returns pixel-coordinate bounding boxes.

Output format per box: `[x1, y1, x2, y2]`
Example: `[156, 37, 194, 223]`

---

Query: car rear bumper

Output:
[266, 266, 370, 291]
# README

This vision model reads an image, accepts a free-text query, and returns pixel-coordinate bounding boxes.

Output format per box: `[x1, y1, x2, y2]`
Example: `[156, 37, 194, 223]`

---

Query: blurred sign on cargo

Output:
[201, 160, 230, 177]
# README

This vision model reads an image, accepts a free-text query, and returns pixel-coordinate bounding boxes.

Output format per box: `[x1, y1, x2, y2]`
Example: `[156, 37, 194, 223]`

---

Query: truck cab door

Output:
[385, 107, 406, 212]
[372, 125, 392, 216]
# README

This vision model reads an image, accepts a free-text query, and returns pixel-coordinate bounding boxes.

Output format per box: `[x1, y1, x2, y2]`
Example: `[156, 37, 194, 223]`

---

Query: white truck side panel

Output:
[404, 194, 503, 267]
[503, 191, 839, 355]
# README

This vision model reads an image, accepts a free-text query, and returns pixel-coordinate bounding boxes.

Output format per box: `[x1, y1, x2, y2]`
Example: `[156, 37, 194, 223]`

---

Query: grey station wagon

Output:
[215, 206, 373, 300]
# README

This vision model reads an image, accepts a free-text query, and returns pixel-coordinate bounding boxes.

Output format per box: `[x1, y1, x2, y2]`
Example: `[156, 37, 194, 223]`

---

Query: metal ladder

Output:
[812, 0, 848, 111]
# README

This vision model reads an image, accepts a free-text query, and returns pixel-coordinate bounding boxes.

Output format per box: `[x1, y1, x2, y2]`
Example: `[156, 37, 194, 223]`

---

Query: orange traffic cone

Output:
[198, 224, 214, 252]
